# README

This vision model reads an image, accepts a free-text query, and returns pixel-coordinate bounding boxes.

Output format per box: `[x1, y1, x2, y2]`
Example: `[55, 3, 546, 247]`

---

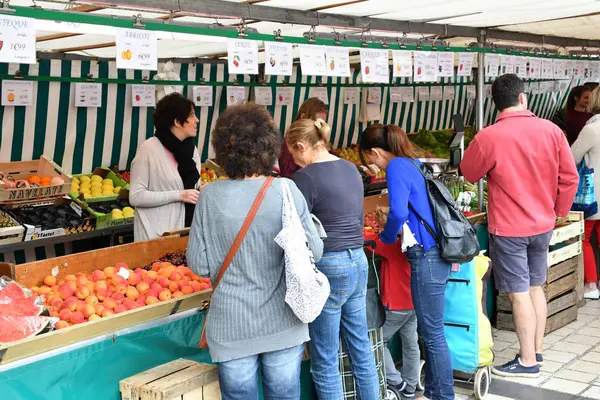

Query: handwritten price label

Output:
[116, 28, 158, 71]
[0, 16, 36, 64]
[138, 52, 151, 61]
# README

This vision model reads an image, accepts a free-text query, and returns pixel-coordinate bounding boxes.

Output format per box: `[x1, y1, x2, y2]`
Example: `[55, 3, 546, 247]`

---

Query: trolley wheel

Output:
[474, 367, 490, 399]
[417, 359, 426, 392]
[385, 386, 401, 400]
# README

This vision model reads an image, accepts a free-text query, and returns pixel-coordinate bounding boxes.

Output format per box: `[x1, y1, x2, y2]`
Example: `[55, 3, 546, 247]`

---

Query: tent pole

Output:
[476, 32, 486, 212]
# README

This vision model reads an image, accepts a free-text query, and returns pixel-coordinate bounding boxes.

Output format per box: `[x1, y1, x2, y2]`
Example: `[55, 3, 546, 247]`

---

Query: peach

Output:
[58, 284, 74, 300]
[145, 290, 158, 299]
[76, 300, 86, 313]
[128, 273, 141, 286]
[158, 290, 171, 301]
[142, 276, 155, 285]
[172, 291, 183, 298]
[145, 296, 159, 305]
[59, 309, 72, 321]
[31, 286, 40, 293]
[191, 281, 202, 292]
[82, 304, 96, 319]
[51, 284, 59, 292]
[115, 283, 128, 294]
[123, 299, 137, 310]
[134, 268, 145, 275]
[181, 286, 194, 295]
[76, 276, 89, 287]
[137, 293, 146, 305]
[182, 276, 192, 282]
[50, 298, 63, 309]
[85, 295, 98, 305]
[179, 280, 190, 288]
[103, 267, 116, 278]
[115, 262, 129, 271]
[136, 282, 150, 294]
[85, 282, 95, 293]
[198, 282, 210, 291]
[70, 311, 85, 324]
[67, 281, 77, 293]
[151, 262, 161, 271]
[101, 309, 114, 318]
[168, 282, 179, 293]
[158, 268, 173, 278]
[176, 266, 191, 276]
[64, 274, 76, 282]
[39, 286, 52, 295]
[114, 305, 127, 314]
[63, 298, 77, 312]
[150, 282, 162, 292]
[76, 287, 90, 300]
[125, 287, 139, 301]
[157, 277, 170, 288]
[91, 270, 106, 282]
[111, 274, 126, 286]
[44, 276, 57, 286]
[169, 271, 183, 282]
[94, 304, 105, 315]
[103, 298, 117, 310]
[94, 281, 108, 292]
[96, 289, 110, 302]
[49, 310, 60, 318]
[56, 321, 70, 329]
[146, 271, 158, 280]
[111, 291, 125, 302]
[88, 314, 101, 321]
[159, 262, 173, 269]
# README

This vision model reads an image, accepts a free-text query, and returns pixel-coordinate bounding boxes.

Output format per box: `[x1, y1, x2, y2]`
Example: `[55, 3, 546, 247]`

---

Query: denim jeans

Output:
[309, 248, 380, 400]
[407, 246, 454, 400]
[217, 344, 304, 400]
[382, 309, 420, 392]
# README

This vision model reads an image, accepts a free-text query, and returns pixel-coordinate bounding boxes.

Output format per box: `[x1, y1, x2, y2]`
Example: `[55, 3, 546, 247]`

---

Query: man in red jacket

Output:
[461, 74, 579, 378]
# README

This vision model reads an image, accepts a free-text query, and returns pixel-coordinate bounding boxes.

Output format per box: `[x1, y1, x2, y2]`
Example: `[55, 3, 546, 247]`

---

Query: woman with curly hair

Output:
[187, 103, 324, 400]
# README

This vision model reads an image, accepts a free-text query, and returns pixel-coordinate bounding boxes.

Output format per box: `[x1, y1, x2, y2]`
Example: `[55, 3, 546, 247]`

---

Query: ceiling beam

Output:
[55, 42, 116, 53]
[310, 0, 368, 12]
[104, 0, 600, 47]
[37, 32, 81, 42]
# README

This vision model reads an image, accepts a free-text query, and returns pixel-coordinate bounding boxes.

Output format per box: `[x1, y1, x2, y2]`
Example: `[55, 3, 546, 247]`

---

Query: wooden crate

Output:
[0, 156, 72, 203]
[120, 358, 220, 400]
[0, 209, 24, 245]
[0, 235, 212, 366]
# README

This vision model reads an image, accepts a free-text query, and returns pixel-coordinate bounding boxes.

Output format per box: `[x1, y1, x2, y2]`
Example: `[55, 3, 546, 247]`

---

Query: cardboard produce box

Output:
[70, 167, 130, 203]
[73, 189, 134, 230]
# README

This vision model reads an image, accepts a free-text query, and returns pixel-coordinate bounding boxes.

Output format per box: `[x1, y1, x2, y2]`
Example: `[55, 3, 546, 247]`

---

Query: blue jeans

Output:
[407, 246, 454, 400]
[217, 344, 304, 400]
[309, 248, 380, 400]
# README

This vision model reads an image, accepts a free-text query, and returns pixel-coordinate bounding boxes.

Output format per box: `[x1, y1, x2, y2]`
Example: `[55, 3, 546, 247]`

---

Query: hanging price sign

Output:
[0, 15, 36, 64]
[131, 85, 155, 107]
[116, 29, 158, 71]
[74, 83, 102, 108]
[192, 86, 213, 107]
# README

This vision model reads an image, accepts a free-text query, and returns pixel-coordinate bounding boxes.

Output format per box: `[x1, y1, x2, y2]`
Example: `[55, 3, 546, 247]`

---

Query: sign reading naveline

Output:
[7, 185, 63, 201]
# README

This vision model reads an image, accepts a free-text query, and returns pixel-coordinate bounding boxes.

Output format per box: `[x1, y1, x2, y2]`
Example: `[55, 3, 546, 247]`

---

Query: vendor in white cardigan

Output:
[129, 93, 201, 242]
[571, 87, 600, 299]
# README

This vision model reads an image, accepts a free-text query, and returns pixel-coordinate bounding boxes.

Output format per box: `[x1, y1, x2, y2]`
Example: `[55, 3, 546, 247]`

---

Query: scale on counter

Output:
[448, 114, 465, 168]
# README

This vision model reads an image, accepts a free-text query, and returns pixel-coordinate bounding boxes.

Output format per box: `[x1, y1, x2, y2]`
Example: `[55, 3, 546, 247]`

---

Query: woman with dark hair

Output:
[359, 124, 454, 400]
[565, 85, 594, 145]
[129, 93, 201, 241]
[278, 97, 328, 178]
[187, 104, 323, 400]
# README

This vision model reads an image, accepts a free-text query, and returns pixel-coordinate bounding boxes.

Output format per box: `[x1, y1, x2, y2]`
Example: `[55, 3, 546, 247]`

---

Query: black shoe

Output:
[515, 353, 544, 366]
[400, 388, 416, 399]
[387, 379, 408, 393]
[492, 357, 540, 378]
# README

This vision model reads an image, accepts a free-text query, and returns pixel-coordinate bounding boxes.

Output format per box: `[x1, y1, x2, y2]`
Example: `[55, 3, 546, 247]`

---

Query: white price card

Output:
[484, 54, 499, 78]
[400, 87, 414, 103]
[514, 57, 527, 79]
[74, 83, 102, 108]
[299, 45, 327, 76]
[226, 86, 246, 106]
[389, 87, 403, 103]
[437, 52, 454, 78]
[192, 86, 213, 107]
[565, 60, 575, 80]
[417, 87, 430, 102]
[0, 16, 36, 64]
[275, 87, 294, 106]
[227, 39, 259, 75]
[528, 58, 542, 79]
[310, 87, 329, 104]
[360, 49, 390, 84]
[430, 86, 443, 101]
[325, 47, 351, 77]
[574, 61, 585, 79]
[500, 55, 514, 76]
[344, 88, 358, 105]
[132, 85, 155, 107]
[541, 59, 554, 79]
[443, 86, 455, 101]
[414, 52, 438, 82]
[1, 80, 33, 106]
[264, 42, 293, 76]
[116, 28, 157, 71]
[457, 53, 474, 77]
[392, 51, 413, 78]
[367, 87, 382, 104]
[254, 86, 273, 106]
[553, 59, 566, 80]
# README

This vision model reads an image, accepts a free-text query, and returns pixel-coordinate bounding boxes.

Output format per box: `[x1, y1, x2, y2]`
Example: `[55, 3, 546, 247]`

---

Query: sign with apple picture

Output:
[264, 42, 293, 76]
[574, 60, 585, 79]
[275, 87, 294, 106]
[414, 52, 438, 82]
[457, 53, 474, 77]
[0, 15, 36, 64]
[227, 86, 246, 106]
[299, 45, 327, 76]
[116, 28, 157, 71]
[131, 85, 155, 107]
[360, 49, 390, 84]
[192, 86, 213, 107]
[1, 80, 33, 106]
[392, 51, 413, 78]
[74, 83, 102, 107]
[227, 39, 259, 75]
[325, 47, 351, 77]
[528, 58, 542, 79]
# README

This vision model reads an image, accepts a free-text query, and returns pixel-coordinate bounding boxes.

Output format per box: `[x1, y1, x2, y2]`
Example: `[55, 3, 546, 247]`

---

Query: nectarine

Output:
[39, 286, 52, 295]
[88, 314, 101, 321]
[112, 292, 125, 303]
[181, 286, 194, 295]
[114, 305, 127, 314]
[170, 272, 183, 282]
[103, 298, 117, 310]
[125, 287, 139, 301]
[137, 293, 146, 305]
[76, 300, 86, 313]
[64, 275, 76, 282]
[115, 283, 128, 294]
[56, 321, 70, 329]
[76, 276, 89, 287]
[150, 282, 162, 292]
[146, 271, 158, 280]
[70, 311, 85, 324]
[168, 282, 179, 293]
[128, 273, 141, 286]
[94, 281, 108, 293]
[94, 304, 105, 315]
[172, 291, 183, 298]
[63, 298, 77, 312]
[157, 277, 170, 288]
[67, 281, 77, 293]
[91, 270, 106, 282]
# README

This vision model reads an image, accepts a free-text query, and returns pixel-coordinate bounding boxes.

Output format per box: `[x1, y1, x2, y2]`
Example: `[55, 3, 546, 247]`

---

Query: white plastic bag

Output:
[274, 180, 330, 323]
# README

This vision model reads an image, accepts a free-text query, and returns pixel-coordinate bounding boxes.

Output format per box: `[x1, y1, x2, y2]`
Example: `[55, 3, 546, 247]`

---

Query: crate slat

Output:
[548, 241, 582, 267]
[141, 363, 218, 400]
[120, 359, 198, 400]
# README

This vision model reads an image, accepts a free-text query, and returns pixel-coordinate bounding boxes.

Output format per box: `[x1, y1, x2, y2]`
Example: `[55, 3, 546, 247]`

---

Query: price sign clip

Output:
[132, 13, 145, 29]
[273, 29, 284, 41]
[200, 77, 206, 85]
[86, 74, 95, 82]
[14, 70, 23, 80]
[0, 0, 16, 14]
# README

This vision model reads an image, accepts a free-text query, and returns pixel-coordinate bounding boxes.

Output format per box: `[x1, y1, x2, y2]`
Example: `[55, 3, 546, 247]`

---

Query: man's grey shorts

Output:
[489, 231, 553, 293]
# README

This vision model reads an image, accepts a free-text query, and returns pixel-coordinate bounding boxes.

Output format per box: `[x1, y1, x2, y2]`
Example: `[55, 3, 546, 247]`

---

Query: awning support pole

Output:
[476, 31, 486, 212]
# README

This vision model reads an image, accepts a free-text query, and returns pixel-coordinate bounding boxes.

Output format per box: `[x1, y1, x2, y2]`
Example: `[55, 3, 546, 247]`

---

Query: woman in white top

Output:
[572, 87, 600, 299]
[130, 93, 201, 241]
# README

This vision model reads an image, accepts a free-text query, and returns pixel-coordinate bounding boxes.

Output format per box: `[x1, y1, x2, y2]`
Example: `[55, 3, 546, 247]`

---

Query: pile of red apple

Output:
[31, 262, 211, 329]
[363, 212, 381, 234]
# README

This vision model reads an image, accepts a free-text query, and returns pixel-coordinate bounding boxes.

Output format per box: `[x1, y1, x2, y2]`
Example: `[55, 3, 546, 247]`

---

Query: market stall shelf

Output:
[0, 157, 72, 203]
[496, 212, 584, 334]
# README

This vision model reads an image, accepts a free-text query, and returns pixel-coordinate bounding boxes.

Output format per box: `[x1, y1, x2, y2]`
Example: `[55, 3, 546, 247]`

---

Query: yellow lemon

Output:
[90, 175, 102, 183]
[102, 179, 113, 186]
[113, 186, 122, 194]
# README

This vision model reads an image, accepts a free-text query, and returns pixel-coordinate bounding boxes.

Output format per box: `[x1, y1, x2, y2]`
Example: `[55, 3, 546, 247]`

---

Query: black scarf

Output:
[155, 129, 200, 227]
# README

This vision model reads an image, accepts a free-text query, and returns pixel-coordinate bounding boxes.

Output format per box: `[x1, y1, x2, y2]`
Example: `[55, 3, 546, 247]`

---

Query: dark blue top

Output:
[380, 157, 438, 251]
[293, 159, 365, 253]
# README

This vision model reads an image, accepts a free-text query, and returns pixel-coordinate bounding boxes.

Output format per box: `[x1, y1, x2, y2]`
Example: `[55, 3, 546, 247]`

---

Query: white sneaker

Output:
[584, 289, 600, 300]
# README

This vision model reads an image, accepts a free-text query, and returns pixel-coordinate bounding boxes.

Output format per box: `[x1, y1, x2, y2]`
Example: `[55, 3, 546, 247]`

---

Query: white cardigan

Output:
[129, 137, 201, 241]
[572, 120, 600, 220]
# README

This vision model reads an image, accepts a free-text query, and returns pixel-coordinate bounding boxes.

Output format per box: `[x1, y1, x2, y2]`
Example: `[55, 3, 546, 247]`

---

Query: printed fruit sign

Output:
[227, 39, 259, 75]
[192, 86, 213, 107]
[131, 85, 155, 107]
[226, 86, 246, 106]
[457, 53, 474, 77]
[310, 87, 329, 105]
[484, 54, 500, 78]
[74, 83, 102, 108]
[417, 87, 430, 102]
[437, 52, 454, 78]
[514, 57, 527, 79]
[360, 49, 389, 84]
[413, 52, 438, 82]
[265, 42, 293, 76]
[115, 29, 157, 71]
[254, 87, 273, 106]
[325, 47, 351, 77]
[367, 87, 382, 104]
[275, 87, 294, 106]
[392, 51, 412, 78]
[500, 55, 515, 76]
[400, 87, 414, 103]
[299, 45, 327, 76]
[528, 58, 542, 79]
[1, 80, 33, 106]
[0, 16, 36, 64]
[344, 88, 358, 104]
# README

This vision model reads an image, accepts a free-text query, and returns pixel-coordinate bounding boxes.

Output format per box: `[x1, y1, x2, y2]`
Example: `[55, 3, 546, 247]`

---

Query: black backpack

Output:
[407, 159, 480, 264]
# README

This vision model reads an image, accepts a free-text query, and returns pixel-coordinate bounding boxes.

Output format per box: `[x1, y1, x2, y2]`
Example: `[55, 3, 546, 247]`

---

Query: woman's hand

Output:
[180, 189, 200, 204]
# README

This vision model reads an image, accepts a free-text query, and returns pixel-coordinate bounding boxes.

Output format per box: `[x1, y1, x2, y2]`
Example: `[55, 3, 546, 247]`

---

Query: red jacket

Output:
[278, 141, 299, 179]
[461, 111, 579, 237]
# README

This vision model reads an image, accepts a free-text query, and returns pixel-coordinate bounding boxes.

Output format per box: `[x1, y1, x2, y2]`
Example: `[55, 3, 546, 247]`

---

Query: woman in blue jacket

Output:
[359, 124, 454, 400]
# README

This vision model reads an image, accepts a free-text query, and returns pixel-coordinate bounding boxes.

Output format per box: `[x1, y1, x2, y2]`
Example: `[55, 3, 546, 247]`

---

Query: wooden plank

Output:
[547, 255, 579, 283]
[183, 386, 204, 400]
[547, 272, 577, 300]
[548, 291, 578, 317]
[546, 305, 578, 334]
[576, 253, 585, 306]
[548, 241, 582, 267]
[496, 293, 512, 313]
[121, 359, 199, 400]
[142, 363, 218, 400]
[550, 219, 584, 246]
[202, 381, 221, 400]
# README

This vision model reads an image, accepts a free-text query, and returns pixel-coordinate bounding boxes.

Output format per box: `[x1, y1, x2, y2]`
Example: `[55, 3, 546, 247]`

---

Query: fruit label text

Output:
[360, 49, 390, 84]
[116, 28, 158, 71]
[265, 42, 293, 76]
[0, 16, 36, 64]
[299, 45, 327, 77]
[7, 184, 62, 200]
[75, 83, 102, 108]
[227, 39, 259, 75]
[325, 47, 351, 77]
[392, 51, 413, 78]
[1, 80, 33, 107]
[414, 51, 439, 83]
[131, 85, 156, 107]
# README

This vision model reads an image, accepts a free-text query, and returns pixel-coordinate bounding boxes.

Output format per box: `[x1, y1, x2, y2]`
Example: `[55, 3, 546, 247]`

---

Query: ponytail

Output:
[285, 118, 331, 149]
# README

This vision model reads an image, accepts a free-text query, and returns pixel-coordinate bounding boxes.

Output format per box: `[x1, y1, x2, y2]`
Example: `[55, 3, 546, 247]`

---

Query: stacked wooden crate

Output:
[496, 212, 584, 334]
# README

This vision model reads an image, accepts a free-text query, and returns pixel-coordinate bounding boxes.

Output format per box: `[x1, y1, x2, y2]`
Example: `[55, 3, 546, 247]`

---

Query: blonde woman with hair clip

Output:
[572, 86, 600, 300]
[285, 118, 380, 400]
